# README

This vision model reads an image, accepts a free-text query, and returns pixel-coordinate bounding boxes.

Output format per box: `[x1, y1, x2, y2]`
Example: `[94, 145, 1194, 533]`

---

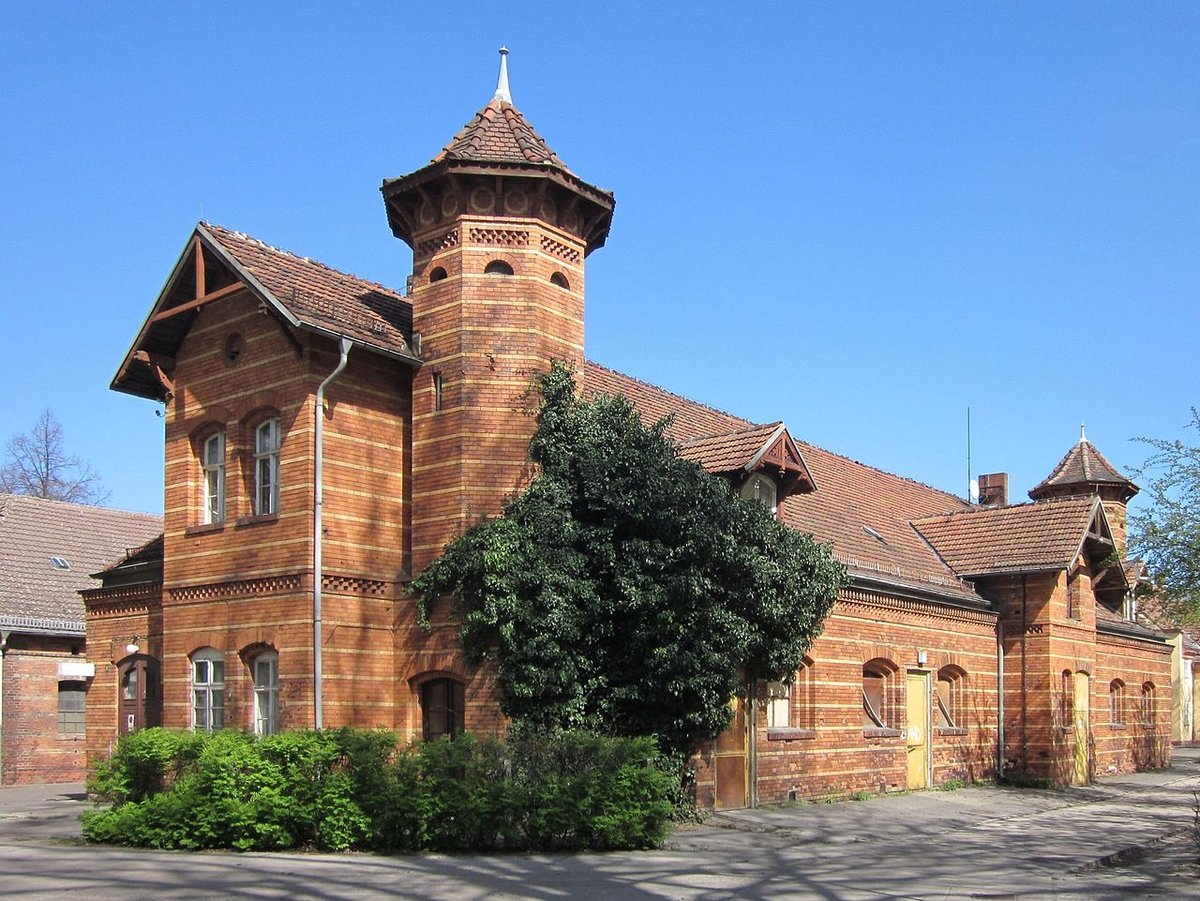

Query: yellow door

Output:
[1073, 671, 1090, 784]
[713, 693, 748, 809]
[906, 671, 930, 790]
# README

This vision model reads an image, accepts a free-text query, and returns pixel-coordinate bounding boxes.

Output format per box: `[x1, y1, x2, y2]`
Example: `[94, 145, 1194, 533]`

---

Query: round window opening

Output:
[429, 266, 448, 283]
[484, 260, 514, 276]
[551, 272, 571, 290]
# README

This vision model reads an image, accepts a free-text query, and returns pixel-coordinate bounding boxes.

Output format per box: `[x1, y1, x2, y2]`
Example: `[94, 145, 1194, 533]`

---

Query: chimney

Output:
[978, 472, 1008, 506]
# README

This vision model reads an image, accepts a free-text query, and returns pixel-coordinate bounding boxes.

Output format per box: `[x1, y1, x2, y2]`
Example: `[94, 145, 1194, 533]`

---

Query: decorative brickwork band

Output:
[839, 588, 998, 626]
[81, 583, 159, 606]
[540, 235, 581, 264]
[321, 574, 392, 597]
[169, 574, 302, 602]
[468, 227, 529, 247]
[416, 229, 460, 258]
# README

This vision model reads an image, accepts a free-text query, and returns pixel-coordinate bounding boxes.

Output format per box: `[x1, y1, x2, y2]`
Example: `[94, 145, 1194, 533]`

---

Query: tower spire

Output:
[493, 46, 512, 104]
[1080, 421, 1087, 443]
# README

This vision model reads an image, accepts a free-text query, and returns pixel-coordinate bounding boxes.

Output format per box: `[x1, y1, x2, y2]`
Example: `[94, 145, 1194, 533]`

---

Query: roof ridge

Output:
[201, 223, 407, 301]
[0, 492, 160, 519]
[677, 421, 783, 447]
[913, 493, 1096, 524]
[795, 439, 972, 510]
[584, 359, 759, 431]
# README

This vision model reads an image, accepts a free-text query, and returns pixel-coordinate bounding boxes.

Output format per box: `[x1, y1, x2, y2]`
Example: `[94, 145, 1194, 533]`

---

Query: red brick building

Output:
[85, 52, 1170, 806]
[0, 495, 159, 784]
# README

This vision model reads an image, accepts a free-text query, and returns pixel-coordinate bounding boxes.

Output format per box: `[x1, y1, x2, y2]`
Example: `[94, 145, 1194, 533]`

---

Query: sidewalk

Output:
[1, 753, 1197, 898]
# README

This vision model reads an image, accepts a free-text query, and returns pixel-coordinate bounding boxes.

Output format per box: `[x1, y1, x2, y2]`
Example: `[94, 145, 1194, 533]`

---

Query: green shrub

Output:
[84, 727, 674, 853]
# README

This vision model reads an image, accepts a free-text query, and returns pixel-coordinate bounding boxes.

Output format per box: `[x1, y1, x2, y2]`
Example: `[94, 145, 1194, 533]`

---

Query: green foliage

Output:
[83, 727, 673, 853]
[1130, 407, 1200, 623]
[413, 362, 847, 756]
[939, 778, 966, 791]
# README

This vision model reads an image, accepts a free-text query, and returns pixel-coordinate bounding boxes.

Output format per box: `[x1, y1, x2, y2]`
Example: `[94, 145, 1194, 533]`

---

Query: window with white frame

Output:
[765, 680, 789, 728]
[254, 417, 281, 515]
[192, 648, 225, 731]
[201, 431, 225, 524]
[740, 473, 778, 515]
[252, 651, 279, 735]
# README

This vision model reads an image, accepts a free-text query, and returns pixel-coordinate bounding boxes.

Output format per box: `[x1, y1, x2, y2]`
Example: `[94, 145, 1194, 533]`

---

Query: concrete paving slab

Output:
[1, 752, 1198, 899]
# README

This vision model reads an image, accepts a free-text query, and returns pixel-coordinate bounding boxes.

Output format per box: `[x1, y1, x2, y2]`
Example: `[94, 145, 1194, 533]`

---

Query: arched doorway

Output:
[1072, 671, 1090, 784]
[118, 656, 161, 735]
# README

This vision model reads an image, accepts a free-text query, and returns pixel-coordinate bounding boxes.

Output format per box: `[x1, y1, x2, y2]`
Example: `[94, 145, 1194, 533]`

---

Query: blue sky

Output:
[2, 1, 1197, 517]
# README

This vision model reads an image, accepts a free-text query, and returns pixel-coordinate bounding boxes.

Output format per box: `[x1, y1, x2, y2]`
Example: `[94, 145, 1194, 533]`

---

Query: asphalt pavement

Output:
[2, 748, 1199, 899]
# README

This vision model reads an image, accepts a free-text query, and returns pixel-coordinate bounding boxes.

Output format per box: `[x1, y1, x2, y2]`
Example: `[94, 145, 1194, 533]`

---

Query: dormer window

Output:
[741, 473, 777, 515]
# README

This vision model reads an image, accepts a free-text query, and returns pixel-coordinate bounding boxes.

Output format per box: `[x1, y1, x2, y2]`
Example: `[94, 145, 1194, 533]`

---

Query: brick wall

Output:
[695, 587, 1000, 806]
[1, 634, 88, 785]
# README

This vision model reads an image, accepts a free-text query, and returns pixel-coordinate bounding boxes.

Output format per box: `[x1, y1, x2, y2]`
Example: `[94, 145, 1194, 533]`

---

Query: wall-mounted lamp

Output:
[917, 650, 928, 666]
[125, 637, 141, 655]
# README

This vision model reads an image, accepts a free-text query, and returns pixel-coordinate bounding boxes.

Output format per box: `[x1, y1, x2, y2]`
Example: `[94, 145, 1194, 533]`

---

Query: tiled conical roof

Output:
[433, 97, 570, 171]
[1029, 436, 1138, 500]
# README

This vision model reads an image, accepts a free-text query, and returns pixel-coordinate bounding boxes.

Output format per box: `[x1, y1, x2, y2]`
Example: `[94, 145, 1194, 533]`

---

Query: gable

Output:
[113, 224, 419, 401]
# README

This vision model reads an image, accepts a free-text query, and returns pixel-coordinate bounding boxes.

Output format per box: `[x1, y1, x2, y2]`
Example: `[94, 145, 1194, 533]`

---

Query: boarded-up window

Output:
[766, 681, 789, 728]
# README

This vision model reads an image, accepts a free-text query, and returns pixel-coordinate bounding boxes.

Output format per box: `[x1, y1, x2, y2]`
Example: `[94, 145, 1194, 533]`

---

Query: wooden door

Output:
[118, 658, 160, 735]
[1072, 671, 1090, 784]
[713, 693, 749, 809]
[905, 671, 930, 790]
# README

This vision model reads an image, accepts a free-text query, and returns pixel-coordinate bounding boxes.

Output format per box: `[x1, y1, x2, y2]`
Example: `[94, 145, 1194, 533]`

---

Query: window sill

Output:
[186, 522, 225, 537]
[236, 513, 279, 528]
[864, 727, 902, 739]
[935, 727, 968, 737]
[766, 727, 816, 742]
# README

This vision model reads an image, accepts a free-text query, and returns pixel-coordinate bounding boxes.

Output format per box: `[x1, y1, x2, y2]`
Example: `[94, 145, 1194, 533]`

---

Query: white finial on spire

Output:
[493, 46, 512, 104]
[1080, 421, 1087, 443]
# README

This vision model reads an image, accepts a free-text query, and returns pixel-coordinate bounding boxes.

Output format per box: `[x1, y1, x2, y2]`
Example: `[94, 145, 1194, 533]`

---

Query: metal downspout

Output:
[314, 337, 353, 731]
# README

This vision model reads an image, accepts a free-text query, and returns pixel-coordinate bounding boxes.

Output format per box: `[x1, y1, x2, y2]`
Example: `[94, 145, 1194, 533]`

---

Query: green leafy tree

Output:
[414, 362, 847, 756]
[1130, 407, 1200, 622]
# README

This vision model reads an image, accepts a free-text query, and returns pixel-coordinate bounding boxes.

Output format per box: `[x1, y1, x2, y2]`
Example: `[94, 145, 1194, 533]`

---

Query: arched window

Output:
[421, 677, 465, 741]
[192, 648, 225, 732]
[740, 473, 778, 516]
[936, 666, 967, 729]
[200, 430, 225, 524]
[550, 271, 570, 289]
[1141, 683, 1156, 725]
[429, 266, 448, 283]
[484, 260, 514, 276]
[1109, 679, 1126, 726]
[251, 650, 279, 736]
[863, 659, 898, 730]
[253, 417, 281, 515]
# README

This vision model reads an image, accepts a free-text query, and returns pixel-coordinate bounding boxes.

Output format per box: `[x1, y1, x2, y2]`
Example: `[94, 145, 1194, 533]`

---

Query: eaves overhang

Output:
[1097, 619, 1170, 645]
